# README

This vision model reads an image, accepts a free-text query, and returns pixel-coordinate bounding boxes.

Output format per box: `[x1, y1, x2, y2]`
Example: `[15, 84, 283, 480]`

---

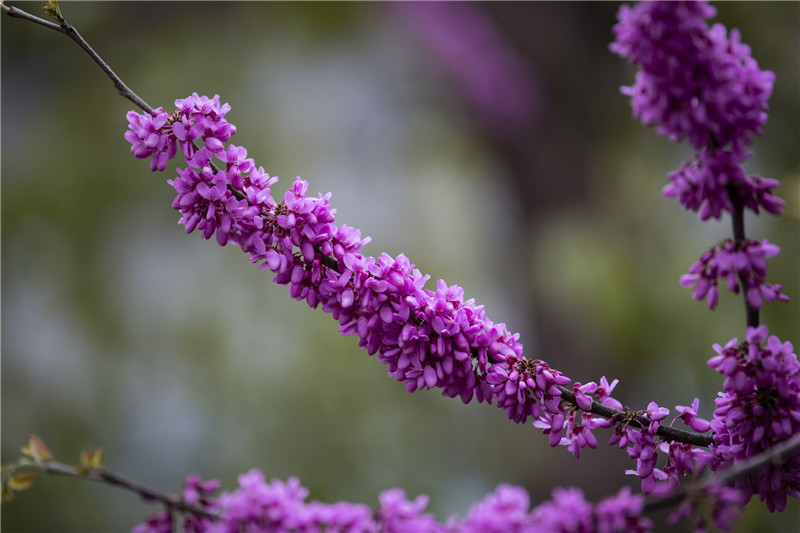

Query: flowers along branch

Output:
[5, 433, 799, 532]
[610, 0, 797, 515]
[4, 1, 798, 531]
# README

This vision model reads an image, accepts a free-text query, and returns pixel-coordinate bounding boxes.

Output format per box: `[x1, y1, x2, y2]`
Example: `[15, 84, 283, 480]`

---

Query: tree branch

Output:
[556, 385, 714, 447]
[43, 460, 219, 520]
[2, 2, 153, 114]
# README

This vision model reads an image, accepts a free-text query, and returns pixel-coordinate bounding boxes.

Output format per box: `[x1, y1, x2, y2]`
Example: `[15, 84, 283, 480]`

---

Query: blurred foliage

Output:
[2, 2, 798, 532]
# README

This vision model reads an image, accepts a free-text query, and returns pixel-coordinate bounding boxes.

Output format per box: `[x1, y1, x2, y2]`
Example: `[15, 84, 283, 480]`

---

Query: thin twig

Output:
[556, 385, 714, 447]
[2, 2, 154, 114]
[2, 3, 62, 31]
[43, 460, 219, 520]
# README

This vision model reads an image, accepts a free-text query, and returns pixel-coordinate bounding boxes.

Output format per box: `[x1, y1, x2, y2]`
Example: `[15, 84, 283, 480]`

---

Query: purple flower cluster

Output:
[614, 402, 672, 494]
[124, 95, 637, 454]
[133, 472, 653, 533]
[390, 2, 540, 137]
[528, 486, 651, 533]
[663, 482, 745, 532]
[702, 326, 800, 512]
[124, 108, 177, 172]
[610, 0, 783, 221]
[663, 149, 784, 221]
[680, 238, 788, 310]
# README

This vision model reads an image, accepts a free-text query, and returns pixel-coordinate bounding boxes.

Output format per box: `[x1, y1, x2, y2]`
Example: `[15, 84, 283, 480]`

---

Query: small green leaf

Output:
[80, 447, 104, 471]
[8, 471, 36, 492]
[42, 1, 63, 23]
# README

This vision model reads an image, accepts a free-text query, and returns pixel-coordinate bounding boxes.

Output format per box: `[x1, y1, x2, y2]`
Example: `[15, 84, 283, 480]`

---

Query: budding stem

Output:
[727, 183, 760, 328]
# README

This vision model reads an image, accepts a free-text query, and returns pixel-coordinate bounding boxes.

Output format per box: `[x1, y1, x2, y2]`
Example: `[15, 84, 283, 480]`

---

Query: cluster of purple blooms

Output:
[610, 0, 784, 222]
[701, 326, 800, 512]
[126, 93, 632, 463]
[608, 0, 797, 523]
[680, 238, 788, 310]
[134, 471, 651, 533]
[121, 1, 796, 530]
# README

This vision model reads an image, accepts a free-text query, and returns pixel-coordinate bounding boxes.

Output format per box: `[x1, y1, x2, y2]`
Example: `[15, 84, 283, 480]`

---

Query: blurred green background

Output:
[2, 2, 798, 531]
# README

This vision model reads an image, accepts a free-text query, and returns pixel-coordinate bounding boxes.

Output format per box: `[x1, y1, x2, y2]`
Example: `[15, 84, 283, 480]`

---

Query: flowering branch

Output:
[4, 1, 798, 531]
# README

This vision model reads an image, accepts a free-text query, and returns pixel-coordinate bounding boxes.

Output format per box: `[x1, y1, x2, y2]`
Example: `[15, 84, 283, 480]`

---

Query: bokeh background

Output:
[2, 2, 798, 531]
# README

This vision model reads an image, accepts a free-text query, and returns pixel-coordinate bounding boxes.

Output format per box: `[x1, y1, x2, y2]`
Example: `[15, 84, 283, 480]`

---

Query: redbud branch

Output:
[302, 248, 715, 447]
[2, 2, 154, 114]
[7, 0, 715, 454]
[555, 385, 714, 447]
[42, 459, 219, 520]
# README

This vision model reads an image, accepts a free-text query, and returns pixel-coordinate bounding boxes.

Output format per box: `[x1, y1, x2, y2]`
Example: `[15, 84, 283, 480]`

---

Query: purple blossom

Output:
[132, 473, 658, 533]
[680, 238, 788, 310]
[529, 486, 652, 533]
[596, 376, 623, 411]
[611, 1, 774, 151]
[182, 474, 221, 533]
[611, 1, 783, 220]
[674, 398, 712, 433]
[624, 425, 662, 494]
[375, 488, 441, 533]
[124, 108, 176, 172]
[704, 326, 800, 512]
[455, 484, 531, 533]
[665, 482, 745, 532]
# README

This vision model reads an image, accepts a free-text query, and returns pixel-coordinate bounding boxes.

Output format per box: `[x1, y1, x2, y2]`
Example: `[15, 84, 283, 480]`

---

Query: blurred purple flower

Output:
[391, 2, 540, 137]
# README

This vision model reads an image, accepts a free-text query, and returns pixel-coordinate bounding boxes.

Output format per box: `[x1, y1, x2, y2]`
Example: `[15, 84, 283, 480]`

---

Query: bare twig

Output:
[2, 1, 154, 113]
[43, 460, 219, 520]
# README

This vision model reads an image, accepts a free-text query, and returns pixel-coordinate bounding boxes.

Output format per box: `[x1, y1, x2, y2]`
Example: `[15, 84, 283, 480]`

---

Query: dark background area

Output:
[2, 2, 798, 531]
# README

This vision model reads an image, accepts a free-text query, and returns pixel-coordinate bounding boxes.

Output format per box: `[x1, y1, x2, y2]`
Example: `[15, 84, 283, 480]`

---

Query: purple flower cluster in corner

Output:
[680, 238, 788, 310]
[133, 472, 653, 533]
[610, 0, 784, 221]
[700, 326, 800, 512]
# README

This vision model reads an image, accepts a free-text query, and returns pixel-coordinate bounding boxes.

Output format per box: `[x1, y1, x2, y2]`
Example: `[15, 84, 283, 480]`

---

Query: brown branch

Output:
[556, 385, 714, 447]
[43, 460, 219, 520]
[2, 2, 154, 114]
